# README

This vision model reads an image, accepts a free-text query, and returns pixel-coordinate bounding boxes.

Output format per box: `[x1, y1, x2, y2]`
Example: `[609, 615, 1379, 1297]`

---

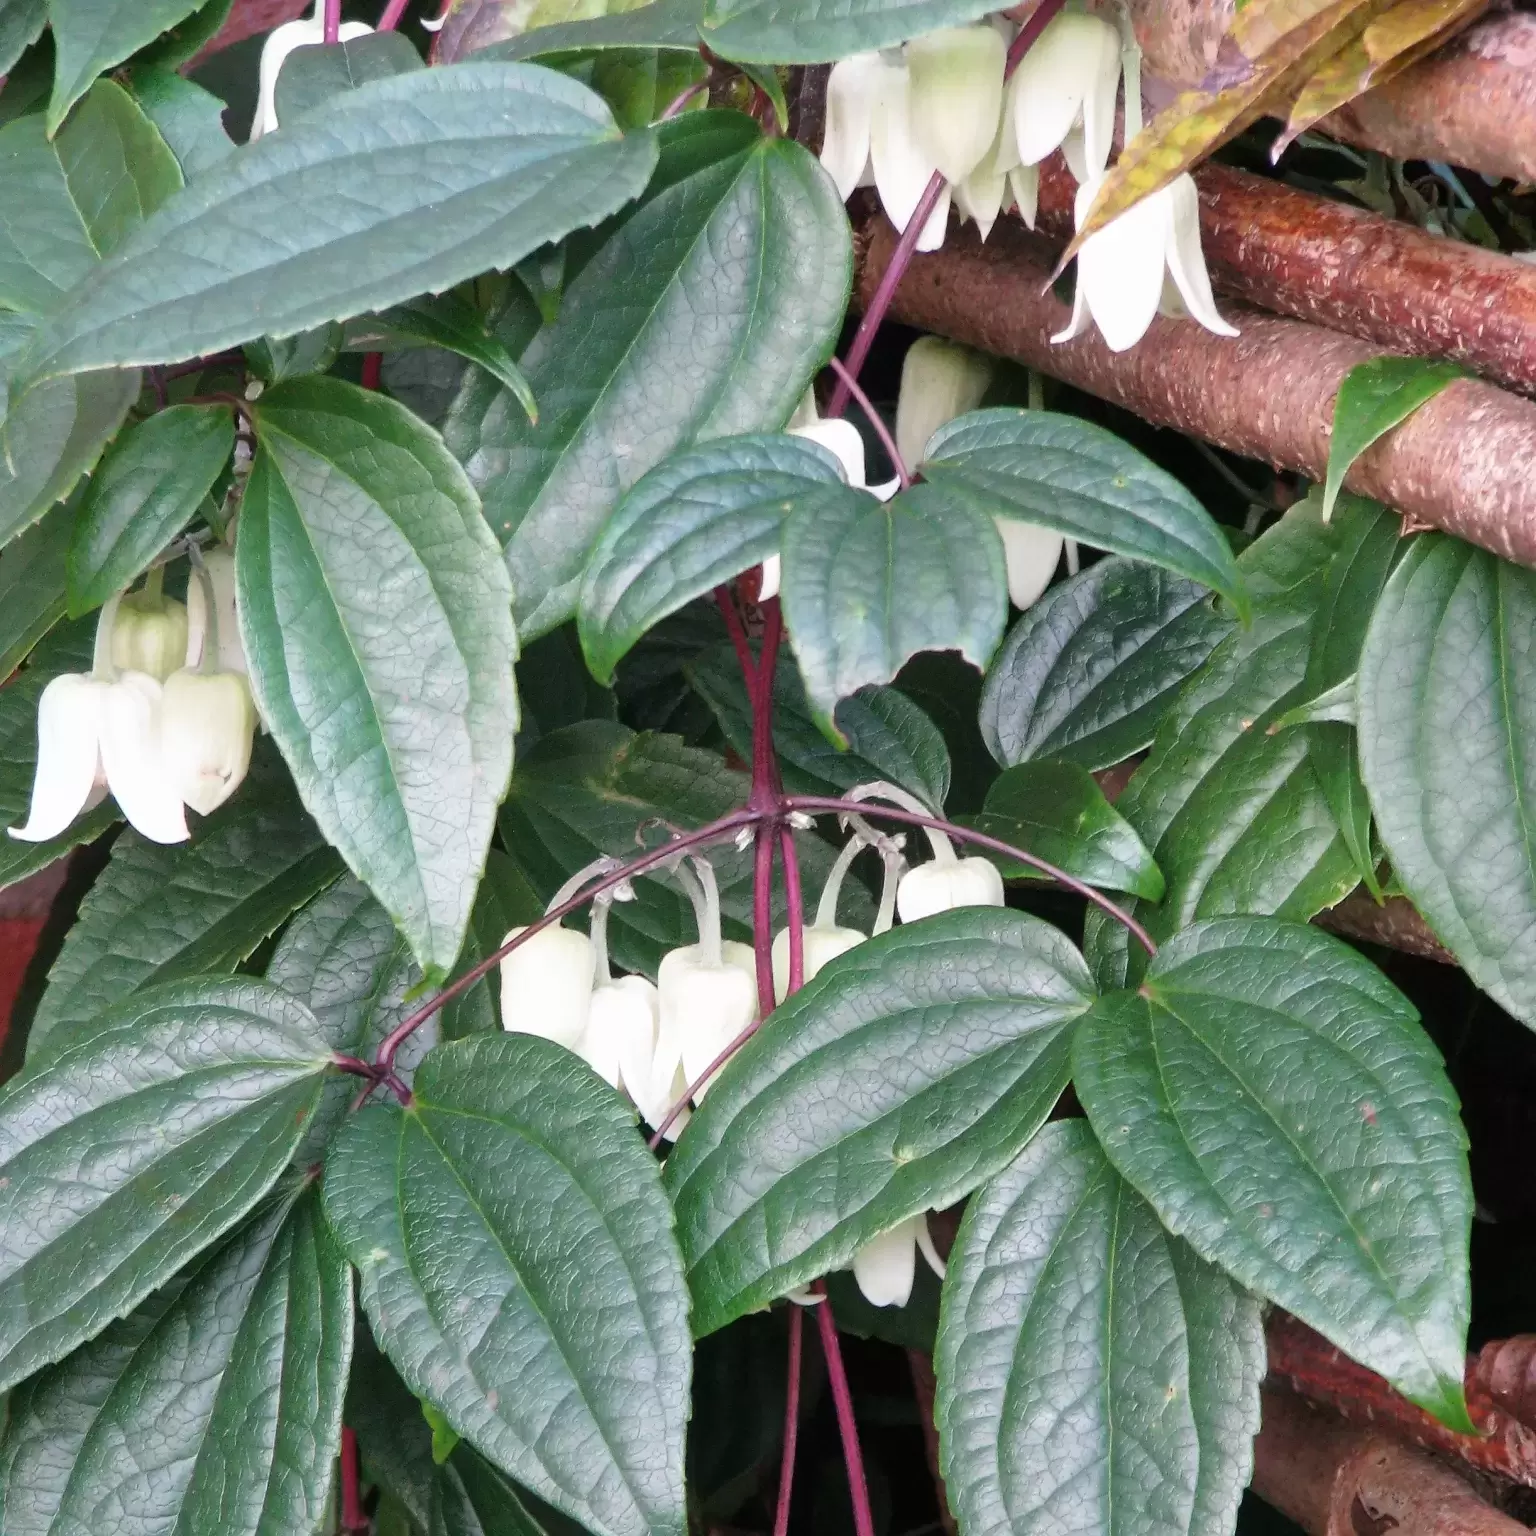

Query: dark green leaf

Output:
[1304, 493, 1399, 896]
[449, 113, 850, 637]
[0, 79, 181, 312]
[663, 907, 1094, 1335]
[0, 366, 140, 548]
[0, 1182, 352, 1536]
[0, 617, 119, 894]
[432, 1450, 556, 1536]
[921, 410, 1247, 618]
[350, 293, 538, 425]
[1358, 535, 1536, 1032]
[439, 849, 545, 1039]
[274, 32, 425, 124]
[28, 740, 342, 1057]
[698, 0, 1004, 61]
[0, 0, 45, 77]
[47, 0, 208, 129]
[1323, 358, 1464, 523]
[782, 480, 1007, 740]
[0, 976, 331, 1392]
[688, 641, 953, 810]
[237, 376, 518, 981]
[1073, 917, 1473, 1427]
[978, 556, 1232, 771]
[26, 63, 658, 381]
[1083, 504, 1360, 989]
[578, 432, 844, 684]
[484, 0, 706, 61]
[499, 720, 871, 976]
[124, 66, 236, 178]
[267, 876, 442, 1163]
[324, 1033, 692, 1536]
[132, 0, 234, 70]
[0, 496, 70, 677]
[968, 759, 1164, 899]
[245, 322, 342, 383]
[936, 1121, 1263, 1536]
[66, 402, 234, 613]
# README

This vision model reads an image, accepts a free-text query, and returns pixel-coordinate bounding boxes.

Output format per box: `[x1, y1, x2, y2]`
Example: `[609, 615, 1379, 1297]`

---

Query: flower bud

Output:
[771, 922, 864, 1002]
[896, 853, 1004, 922]
[894, 336, 993, 471]
[160, 669, 258, 816]
[499, 924, 596, 1049]
[111, 590, 189, 682]
[906, 25, 1007, 186]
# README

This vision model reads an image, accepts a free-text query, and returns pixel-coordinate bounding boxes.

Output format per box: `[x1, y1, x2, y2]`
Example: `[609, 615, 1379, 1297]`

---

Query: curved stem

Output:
[689, 853, 724, 970]
[873, 841, 903, 935]
[661, 79, 709, 118]
[779, 824, 805, 996]
[648, 1011, 761, 1148]
[377, 0, 412, 28]
[590, 896, 615, 985]
[784, 795, 1159, 956]
[774, 1306, 804, 1536]
[826, 356, 910, 488]
[847, 781, 956, 864]
[189, 551, 219, 676]
[813, 1284, 877, 1536]
[815, 831, 865, 931]
[91, 591, 123, 681]
[373, 809, 762, 1072]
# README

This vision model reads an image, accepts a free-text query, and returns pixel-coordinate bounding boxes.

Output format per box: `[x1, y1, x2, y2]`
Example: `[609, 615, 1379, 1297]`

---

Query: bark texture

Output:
[855, 209, 1536, 569]
[1035, 158, 1536, 398]
[1130, 0, 1536, 184]
[1314, 889, 1454, 963]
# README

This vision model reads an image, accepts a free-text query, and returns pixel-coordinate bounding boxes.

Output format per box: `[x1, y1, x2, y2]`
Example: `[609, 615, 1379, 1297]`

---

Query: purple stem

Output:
[825, 0, 1073, 420]
[323, 0, 341, 44]
[661, 79, 710, 118]
[752, 826, 778, 1019]
[373, 808, 762, 1072]
[827, 355, 910, 488]
[715, 585, 762, 714]
[648, 1012, 762, 1148]
[774, 1306, 804, 1536]
[784, 795, 1160, 956]
[749, 597, 785, 1016]
[813, 1285, 877, 1536]
[377, 0, 412, 27]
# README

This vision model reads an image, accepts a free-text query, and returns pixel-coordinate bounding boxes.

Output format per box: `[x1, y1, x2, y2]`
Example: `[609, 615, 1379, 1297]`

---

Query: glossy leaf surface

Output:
[664, 908, 1095, 1335]
[1074, 918, 1473, 1427]
[936, 1121, 1263, 1536]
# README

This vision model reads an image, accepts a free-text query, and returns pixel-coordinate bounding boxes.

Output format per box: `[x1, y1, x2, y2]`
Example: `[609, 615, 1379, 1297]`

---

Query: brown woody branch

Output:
[853, 207, 1536, 569]
[1033, 158, 1536, 399]
[1129, 0, 1536, 185]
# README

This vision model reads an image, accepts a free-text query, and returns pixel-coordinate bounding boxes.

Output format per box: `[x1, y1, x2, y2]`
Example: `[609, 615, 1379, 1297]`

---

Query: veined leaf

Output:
[133, 0, 235, 69]
[324, 1033, 691, 1536]
[0, 79, 181, 314]
[479, 0, 708, 61]
[663, 907, 1095, 1336]
[578, 432, 844, 684]
[0, 497, 71, 679]
[0, 1183, 352, 1536]
[448, 112, 850, 638]
[781, 480, 1008, 741]
[123, 66, 236, 179]
[921, 411, 1246, 617]
[688, 641, 953, 810]
[66, 402, 235, 613]
[47, 0, 209, 129]
[25, 63, 659, 382]
[0, 0, 45, 77]
[935, 1121, 1263, 1536]
[238, 376, 518, 982]
[1322, 357, 1464, 523]
[699, 0, 1009, 62]
[1358, 536, 1536, 1032]
[978, 557, 1233, 772]
[1073, 917, 1473, 1428]
[274, 32, 425, 124]
[0, 977, 332, 1393]
[28, 741, 342, 1058]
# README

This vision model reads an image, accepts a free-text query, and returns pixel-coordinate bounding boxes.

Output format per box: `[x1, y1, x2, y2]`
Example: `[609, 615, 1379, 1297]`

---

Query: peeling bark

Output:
[1034, 158, 1536, 398]
[855, 209, 1536, 569]
[1131, 0, 1536, 183]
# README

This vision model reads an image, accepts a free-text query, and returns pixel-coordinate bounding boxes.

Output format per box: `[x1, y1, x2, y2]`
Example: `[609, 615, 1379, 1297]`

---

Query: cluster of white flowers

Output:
[820, 8, 1237, 352]
[498, 782, 1005, 1308]
[10, 551, 259, 848]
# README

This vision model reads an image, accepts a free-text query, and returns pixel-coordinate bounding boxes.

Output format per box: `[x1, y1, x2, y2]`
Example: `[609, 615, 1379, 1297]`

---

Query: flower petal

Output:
[1011, 13, 1118, 167]
[1079, 21, 1125, 178]
[1163, 174, 1239, 339]
[1009, 163, 1039, 229]
[1077, 180, 1172, 353]
[913, 181, 953, 252]
[756, 553, 782, 602]
[906, 24, 1007, 185]
[790, 417, 868, 487]
[852, 1218, 920, 1307]
[996, 517, 1065, 608]
[870, 61, 942, 238]
[822, 53, 883, 202]
[100, 673, 189, 845]
[8, 674, 106, 843]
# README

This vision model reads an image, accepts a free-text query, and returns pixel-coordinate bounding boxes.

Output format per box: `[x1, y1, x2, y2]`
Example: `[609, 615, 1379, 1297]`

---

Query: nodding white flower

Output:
[1008, 12, 1122, 182]
[1054, 172, 1237, 354]
[111, 585, 187, 683]
[852, 1214, 947, 1307]
[820, 52, 951, 253]
[186, 549, 246, 676]
[161, 671, 258, 816]
[954, 107, 1036, 240]
[757, 400, 902, 602]
[9, 595, 188, 847]
[996, 519, 1066, 609]
[894, 336, 993, 471]
[499, 923, 597, 1050]
[906, 25, 1008, 186]
[251, 1, 374, 139]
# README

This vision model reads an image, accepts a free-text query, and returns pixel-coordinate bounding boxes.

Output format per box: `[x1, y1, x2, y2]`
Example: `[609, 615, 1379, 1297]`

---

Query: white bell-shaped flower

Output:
[851, 1214, 947, 1307]
[251, 1, 374, 139]
[955, 105, 1031, 240]
[906, 25, 1007, 186]
[161, 671, 258, 817]
[186, 548, 247, 676]
[997, 518, 1065, 608]
[1008, 12, 1122, 181]
[894, 336, 993, 471]
[499, 923, 596, 1049]
[9, 595, 189, 846]
[111, 584, 188, 683]
[1054, 172, 1238, 354]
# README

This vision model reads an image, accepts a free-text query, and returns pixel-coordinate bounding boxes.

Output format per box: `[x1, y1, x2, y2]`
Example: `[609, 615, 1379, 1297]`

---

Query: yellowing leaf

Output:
[1361, 0, 1487, 66]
